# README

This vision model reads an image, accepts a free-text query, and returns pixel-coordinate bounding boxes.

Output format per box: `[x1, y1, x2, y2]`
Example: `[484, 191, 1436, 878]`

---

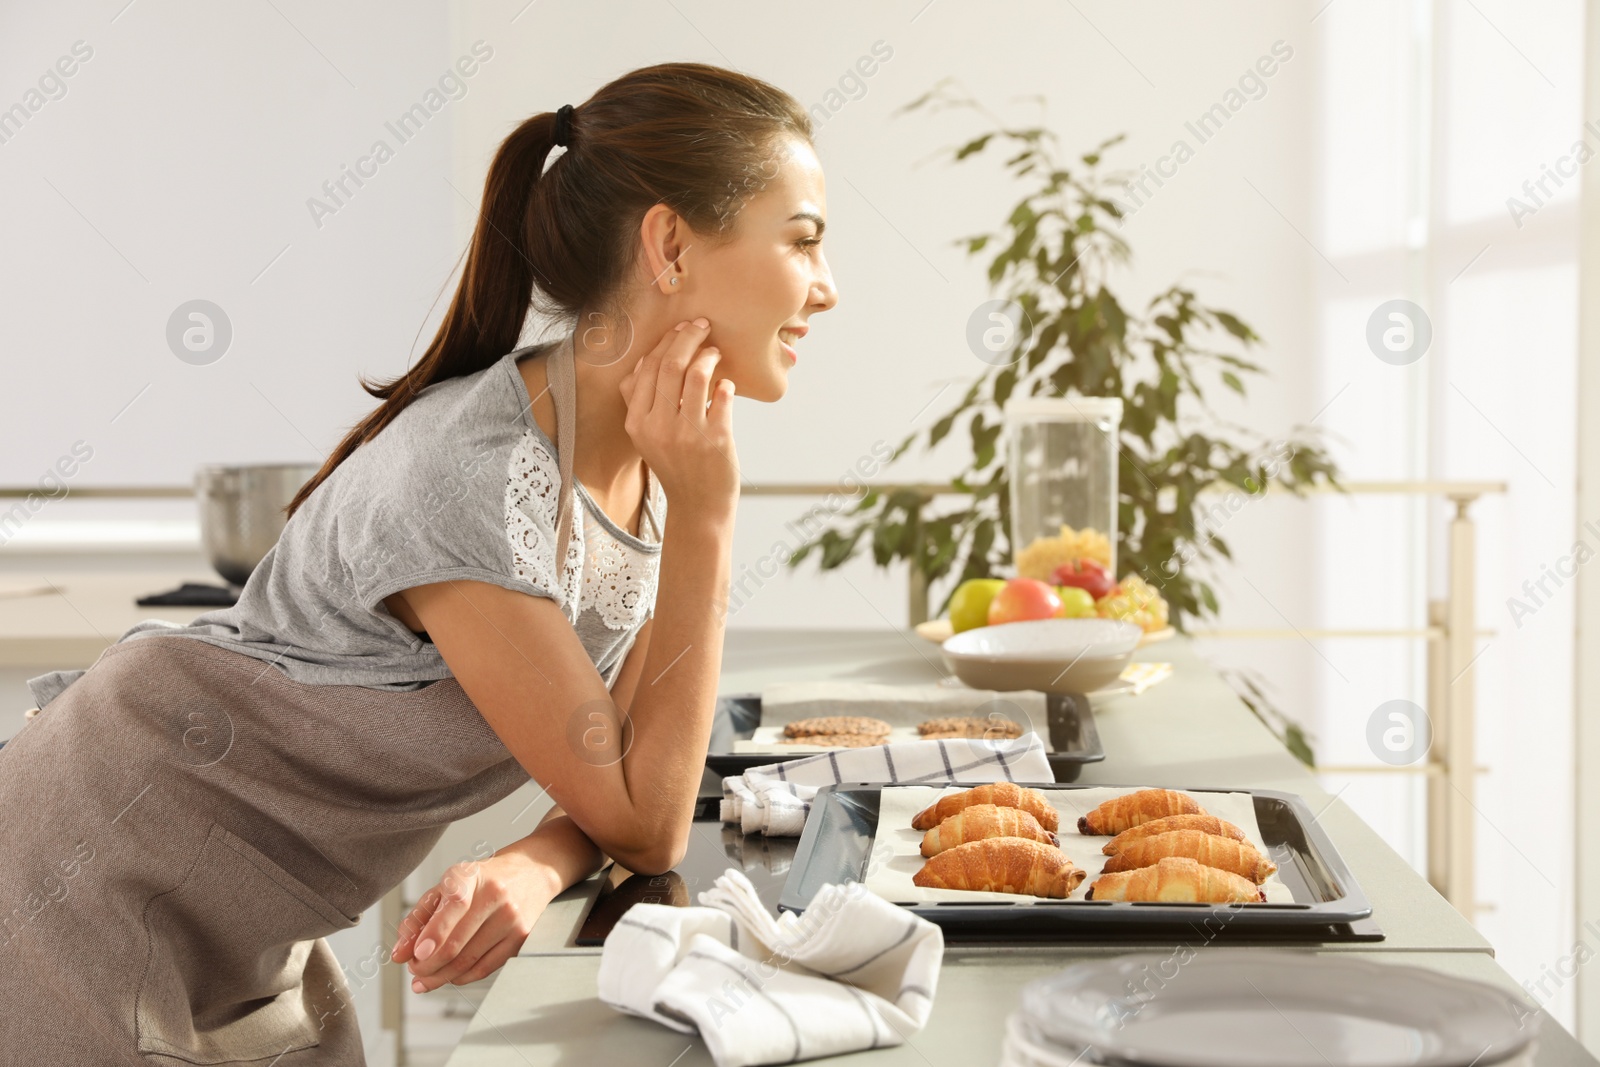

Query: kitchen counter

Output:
[0, 582, 1571, 1059]
[449, 951, 1588, 1066]
[519, 630, 1489, 958]
[0, 570, 214, 668]
[451, 628, 1594, 1064]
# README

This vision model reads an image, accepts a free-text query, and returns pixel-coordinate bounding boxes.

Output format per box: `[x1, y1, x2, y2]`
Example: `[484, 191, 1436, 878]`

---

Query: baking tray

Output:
[705, 692, 1105, 780]
[777, 783, 1376, 938]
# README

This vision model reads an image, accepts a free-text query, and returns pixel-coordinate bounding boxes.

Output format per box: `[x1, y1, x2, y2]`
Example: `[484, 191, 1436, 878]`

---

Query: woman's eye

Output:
[796, 237, 821, 250]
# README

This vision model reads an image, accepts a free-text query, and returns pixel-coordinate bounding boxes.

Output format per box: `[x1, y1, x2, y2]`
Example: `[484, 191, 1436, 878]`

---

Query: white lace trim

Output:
[503, 428, 661, 631]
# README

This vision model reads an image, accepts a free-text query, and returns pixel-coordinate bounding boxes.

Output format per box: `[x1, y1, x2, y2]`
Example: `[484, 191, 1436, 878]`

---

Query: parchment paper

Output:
[863, 784, 1296, 905]
[733, 681, 1053, 755]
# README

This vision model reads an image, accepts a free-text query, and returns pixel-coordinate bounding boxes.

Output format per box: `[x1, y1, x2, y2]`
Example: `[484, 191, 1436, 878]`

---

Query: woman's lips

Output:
[779, 338, 797, 363]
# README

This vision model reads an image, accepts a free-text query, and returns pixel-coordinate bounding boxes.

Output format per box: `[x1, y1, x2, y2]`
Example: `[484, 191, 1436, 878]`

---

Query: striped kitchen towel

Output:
[597, 866, 944, 1067]
[720, 731, 1056, 836]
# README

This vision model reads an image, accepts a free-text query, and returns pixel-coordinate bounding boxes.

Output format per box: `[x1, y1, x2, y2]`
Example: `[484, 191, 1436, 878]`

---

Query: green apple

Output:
[1054, 586, 1097, 619]
[949, 578, 1006, 633]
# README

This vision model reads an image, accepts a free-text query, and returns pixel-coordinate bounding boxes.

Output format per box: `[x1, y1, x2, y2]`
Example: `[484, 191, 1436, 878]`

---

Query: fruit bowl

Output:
[940, 618, 1143, 695]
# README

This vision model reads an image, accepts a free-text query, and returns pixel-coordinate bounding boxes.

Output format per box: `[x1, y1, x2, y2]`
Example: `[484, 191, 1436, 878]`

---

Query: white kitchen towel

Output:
[719, 731, 1055, 836]
[597, 867, 945, 1067]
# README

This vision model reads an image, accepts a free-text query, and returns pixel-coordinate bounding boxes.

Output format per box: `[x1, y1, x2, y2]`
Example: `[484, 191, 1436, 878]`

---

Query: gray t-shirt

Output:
[26, 340, 666, 710]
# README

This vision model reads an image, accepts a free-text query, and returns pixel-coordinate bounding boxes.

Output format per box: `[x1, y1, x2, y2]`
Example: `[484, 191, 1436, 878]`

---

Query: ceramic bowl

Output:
[940, 617, 1143, 695]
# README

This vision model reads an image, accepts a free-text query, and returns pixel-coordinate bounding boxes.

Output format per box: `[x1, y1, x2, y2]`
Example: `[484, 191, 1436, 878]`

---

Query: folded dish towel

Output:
[597, 867, 944, 1067]
[720, 731, 1056, 836]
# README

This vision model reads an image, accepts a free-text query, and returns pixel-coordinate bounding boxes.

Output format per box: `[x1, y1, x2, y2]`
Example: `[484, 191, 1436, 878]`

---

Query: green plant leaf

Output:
[954, 133, 994, 160]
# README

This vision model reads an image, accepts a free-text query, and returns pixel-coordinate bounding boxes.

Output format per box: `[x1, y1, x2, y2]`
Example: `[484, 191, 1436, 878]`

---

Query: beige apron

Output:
[0, 339, 591, 1063]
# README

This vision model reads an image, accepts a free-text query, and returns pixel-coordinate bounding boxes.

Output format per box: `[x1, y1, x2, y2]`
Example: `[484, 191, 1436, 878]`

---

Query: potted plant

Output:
[786, 81, 1339, 765]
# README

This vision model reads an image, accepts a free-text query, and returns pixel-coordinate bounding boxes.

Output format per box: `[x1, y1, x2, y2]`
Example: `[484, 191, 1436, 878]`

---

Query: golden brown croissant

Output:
[919, 803, 1060, 857]
[911, 781, 1060, 832]
[1100, 830, 1277, 883]
[1103, 814, 1247, 855]
[912, 837, 1085, 898]
[1087, 856, 1265, 903]
[1077, 788, 1204, 835]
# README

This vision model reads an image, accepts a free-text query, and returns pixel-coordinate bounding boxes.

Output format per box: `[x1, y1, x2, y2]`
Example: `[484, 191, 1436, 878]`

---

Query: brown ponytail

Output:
[284, 62, 812, 520]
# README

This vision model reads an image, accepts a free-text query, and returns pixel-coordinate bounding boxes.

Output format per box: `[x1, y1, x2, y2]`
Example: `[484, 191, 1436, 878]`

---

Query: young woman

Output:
[0, 61, 836, 1063]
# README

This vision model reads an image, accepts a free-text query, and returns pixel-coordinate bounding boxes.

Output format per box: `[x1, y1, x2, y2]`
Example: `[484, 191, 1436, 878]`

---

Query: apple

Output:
[949, 578, 1007, 633]
[987, 578, 1063, 626]
[1052, 559, 1115, 601]
[1054, 586, 1097, 619]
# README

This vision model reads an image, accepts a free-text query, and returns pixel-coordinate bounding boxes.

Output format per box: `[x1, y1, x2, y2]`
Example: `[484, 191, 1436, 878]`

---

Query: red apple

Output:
[1051, 559, 1115, 601]
[987, 578, 1063, 625]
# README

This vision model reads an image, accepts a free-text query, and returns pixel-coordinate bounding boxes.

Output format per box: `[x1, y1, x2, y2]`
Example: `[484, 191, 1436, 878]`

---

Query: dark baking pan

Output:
[705, 692, 1105, 781]
[776, 783, 1376, 939]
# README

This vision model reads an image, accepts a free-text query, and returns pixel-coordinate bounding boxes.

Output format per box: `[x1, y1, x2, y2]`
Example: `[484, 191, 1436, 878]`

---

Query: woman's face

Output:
[672, 137, 839, 402]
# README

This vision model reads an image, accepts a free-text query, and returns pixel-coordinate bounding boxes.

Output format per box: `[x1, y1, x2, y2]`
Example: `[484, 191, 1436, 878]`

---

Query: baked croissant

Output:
[1087, 856, 1265, 903]
[911, 782, 1059, 832]
[1077, 788, 1204, 835]
[912, 837, 1085, 898]
[919, 803, 1059, 857]
[1103, 814, 1247, 855]
[1100, 829, 1277, 883]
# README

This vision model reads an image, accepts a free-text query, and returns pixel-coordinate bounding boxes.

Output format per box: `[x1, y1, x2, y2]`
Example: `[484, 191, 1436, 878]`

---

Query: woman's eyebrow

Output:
[788, 211, 826, 235]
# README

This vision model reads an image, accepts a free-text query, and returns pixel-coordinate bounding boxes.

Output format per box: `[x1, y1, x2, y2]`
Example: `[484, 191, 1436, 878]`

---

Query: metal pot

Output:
[194, 463, 320, 586]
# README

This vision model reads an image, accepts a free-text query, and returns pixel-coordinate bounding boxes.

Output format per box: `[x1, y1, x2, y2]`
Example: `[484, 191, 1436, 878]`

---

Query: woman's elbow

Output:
[610, 827, 689, 876]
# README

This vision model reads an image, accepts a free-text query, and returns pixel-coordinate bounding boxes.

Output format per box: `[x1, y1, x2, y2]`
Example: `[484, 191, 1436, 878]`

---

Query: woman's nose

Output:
[811, 258, 840, 312]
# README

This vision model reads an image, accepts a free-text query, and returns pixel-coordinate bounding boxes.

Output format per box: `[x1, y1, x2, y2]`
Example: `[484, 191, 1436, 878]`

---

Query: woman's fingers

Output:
[621, 319, 681, 418]
[651, 318, 709, 418]
[681, 346, 721, 417]
[621, 318, 713, 432]
[453, 933, 525, 985]
[391, 889, 440, 963]
[412, 906, 526, 990]
[403, 865, 484, 985]
[706, 376, 735, 434]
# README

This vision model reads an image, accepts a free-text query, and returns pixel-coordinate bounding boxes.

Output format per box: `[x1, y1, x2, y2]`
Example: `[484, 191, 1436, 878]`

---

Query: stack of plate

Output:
[999, 952, 1538, 1067]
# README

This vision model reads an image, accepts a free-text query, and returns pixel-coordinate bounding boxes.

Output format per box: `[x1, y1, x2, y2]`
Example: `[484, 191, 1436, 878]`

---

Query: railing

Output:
[740, 479, 1505, 919]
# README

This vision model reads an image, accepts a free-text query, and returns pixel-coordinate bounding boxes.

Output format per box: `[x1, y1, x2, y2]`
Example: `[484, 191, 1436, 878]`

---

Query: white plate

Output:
[1003, 951, 1537, 1067]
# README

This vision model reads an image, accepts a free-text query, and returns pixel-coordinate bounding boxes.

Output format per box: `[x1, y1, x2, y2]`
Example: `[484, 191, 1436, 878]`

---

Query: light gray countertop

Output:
[456, 628, 1583, 1064]
[450, 951, 1591, 1067]
[520, 628, 1489, 958]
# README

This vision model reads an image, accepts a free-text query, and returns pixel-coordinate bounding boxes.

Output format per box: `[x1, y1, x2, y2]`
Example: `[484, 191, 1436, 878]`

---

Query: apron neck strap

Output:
[547, 332, 579, 590]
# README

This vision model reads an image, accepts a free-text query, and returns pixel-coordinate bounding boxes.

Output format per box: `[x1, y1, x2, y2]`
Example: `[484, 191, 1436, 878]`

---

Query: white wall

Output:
[3, 0, 1320, 637]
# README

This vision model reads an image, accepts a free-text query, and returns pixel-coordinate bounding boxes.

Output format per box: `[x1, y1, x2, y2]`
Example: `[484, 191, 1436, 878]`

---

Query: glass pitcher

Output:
[1004, 397, 1123, 580]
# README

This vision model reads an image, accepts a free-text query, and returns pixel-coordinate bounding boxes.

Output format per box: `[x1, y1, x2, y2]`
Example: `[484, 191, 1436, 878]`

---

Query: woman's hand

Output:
[391, 852, 559, 991]
[619, 317, 739, 522]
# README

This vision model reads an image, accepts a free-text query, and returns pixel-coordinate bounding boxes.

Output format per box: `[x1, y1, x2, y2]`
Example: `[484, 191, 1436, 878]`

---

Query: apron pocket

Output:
[135, 821, 361, 1064]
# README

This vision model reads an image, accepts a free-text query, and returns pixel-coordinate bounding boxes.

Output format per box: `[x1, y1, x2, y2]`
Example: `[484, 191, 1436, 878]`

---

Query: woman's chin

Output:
[753, 371, 788, 402]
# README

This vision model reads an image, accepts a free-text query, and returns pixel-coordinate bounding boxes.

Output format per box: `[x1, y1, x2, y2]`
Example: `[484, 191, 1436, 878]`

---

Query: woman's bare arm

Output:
[401, 514, 729, 875]
[487, 612, 656, 891]
[402, 319, 736, 876]
[607, 615, 654, 713]
[489, 802, 608, 895]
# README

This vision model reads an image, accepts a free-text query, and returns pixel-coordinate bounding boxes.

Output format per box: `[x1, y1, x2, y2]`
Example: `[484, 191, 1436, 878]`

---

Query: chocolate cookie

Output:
[917, 716, 1024, 739]
[782, 716, 892, 738]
